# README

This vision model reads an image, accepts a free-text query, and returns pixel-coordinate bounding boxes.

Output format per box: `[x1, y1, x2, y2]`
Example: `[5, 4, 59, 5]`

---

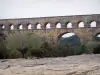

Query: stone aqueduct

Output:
[0, 14, 100, 44]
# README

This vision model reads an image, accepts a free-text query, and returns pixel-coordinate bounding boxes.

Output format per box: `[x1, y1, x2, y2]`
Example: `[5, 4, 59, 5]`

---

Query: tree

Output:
[0, 40, 8, 59]
[5, 32, 43, 58]
[86, 41, 100, 54]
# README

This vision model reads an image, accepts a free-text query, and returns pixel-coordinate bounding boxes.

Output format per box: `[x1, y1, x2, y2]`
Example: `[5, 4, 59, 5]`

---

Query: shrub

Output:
[6, 32, 100, 58]
[27, 41, 55, 58]
[86, 41, 100, 54]
[40, 41, 53, 57]
[8, 49, 21, 58]
[72, 45, 85, 55]
[5, 32, 43, 58]
[53, 44, 74, 57]
[81, 44, 89, 54]
[0, 40, 9, 59]
[93, 44, 100, 54]
[28, 48, 45, 58]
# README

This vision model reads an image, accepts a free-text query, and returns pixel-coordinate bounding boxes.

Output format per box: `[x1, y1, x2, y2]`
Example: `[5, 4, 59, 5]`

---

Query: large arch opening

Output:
[92, 33, 100, 54]
[94, 32, 100, 41]
[58, 32, 81, 46]
[58, 32, 82, 56]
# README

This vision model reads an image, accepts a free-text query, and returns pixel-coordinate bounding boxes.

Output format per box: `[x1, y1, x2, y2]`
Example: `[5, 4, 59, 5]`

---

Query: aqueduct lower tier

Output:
[0, 14, 100, 44]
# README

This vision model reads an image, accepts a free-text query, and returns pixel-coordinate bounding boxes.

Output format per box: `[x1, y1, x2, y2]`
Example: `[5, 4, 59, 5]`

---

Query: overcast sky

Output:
[0, 0, 100, 19]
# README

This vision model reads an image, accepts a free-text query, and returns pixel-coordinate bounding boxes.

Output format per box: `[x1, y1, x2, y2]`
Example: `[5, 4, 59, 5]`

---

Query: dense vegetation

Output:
[0, 32, 100, 59]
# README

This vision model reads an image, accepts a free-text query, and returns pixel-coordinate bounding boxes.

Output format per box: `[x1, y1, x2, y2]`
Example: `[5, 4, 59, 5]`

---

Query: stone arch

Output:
[58, 32, 71, 41]
[66, 22, 72, 28]
[36, 23, 41, 29]
[28, 23, 32, 29]
[1, 25, 5, 29]
[90, 21, 97, 27]
[94, 32, 100, 41]
[9, 24, 14, 30]
[57, 32, 81, 45]
[95, 32, 100, 37]
[56, 22, 61, 28]
[45, 23, 51, 29]
[0, 24, 5, 31]
[57, 32, 79, 42]
[18, 24, 23, 30]
[78, 21, 84, 28]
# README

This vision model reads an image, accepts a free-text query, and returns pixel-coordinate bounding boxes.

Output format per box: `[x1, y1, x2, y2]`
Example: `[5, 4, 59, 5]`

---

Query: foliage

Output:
[5, 32, 43, 58]
[0, 31, 99, 59]
[86, 41, 100, 54]
[28, 48, 45, 58]
[93, 44, 100, 54]
[72, 45, 87, 55]
[0, 40, 8, 59]
[8, 49, 21, 58]
[57, 44, 74, 56]
[29, 41, 74, 58]
[81, 44, 89, 54]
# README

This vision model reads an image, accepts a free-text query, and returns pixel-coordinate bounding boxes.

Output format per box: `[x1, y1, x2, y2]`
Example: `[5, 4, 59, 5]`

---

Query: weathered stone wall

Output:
[0, 14, 100, 44]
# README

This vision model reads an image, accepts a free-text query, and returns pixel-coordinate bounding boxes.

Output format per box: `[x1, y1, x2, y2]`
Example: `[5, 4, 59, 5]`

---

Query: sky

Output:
[0, 0, 100, 19]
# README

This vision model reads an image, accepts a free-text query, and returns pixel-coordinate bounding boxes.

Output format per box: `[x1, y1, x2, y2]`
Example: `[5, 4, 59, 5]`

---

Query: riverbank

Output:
[0, 54, 100, 75]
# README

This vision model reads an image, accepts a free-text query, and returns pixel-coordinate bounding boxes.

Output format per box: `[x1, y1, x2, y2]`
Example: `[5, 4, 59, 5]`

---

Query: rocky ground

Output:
[0, 54, 100, 75]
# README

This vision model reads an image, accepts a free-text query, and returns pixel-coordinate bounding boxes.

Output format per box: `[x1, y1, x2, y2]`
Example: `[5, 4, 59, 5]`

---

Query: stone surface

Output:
[0, 14, 100, 44]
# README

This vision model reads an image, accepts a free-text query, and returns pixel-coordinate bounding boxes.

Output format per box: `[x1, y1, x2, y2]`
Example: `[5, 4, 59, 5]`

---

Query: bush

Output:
[86, 41, 100, 54]
[40, 41, 54, 57]
[81, 44, 89, 54]
[28, 48, 44, 58]
[8, 49, 21, 58]
[52, 44, 74, 57]
[0, 40, 9, 59]
[93, 44, 100, 54]
[72, 45, 86, 55]
[28, 41, 74, 58]
[5, 32, 100, 59]
[26, 41, 55, 58]
[5, 32, 43, 58]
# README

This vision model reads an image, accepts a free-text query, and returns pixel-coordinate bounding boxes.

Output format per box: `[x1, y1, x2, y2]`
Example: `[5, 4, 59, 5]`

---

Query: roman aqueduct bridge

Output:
[0, 14, 100, 44]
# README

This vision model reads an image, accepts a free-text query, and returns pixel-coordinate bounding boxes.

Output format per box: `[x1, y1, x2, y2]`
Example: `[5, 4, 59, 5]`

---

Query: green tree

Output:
[86, 41, 100, 54]
[5, 32, 43, 58]
[0, 40, 8, 59]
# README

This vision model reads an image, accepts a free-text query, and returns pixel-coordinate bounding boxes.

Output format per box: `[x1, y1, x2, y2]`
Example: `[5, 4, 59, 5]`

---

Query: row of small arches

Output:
[1, 21, 97, 30]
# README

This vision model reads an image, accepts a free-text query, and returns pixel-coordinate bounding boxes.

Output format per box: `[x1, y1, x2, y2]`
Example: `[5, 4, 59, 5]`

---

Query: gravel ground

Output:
[0, 54, 100, 75]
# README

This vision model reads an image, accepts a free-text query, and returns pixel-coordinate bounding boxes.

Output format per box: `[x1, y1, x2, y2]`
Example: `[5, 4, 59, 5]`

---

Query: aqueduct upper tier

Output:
[0, 14, 100, 44]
